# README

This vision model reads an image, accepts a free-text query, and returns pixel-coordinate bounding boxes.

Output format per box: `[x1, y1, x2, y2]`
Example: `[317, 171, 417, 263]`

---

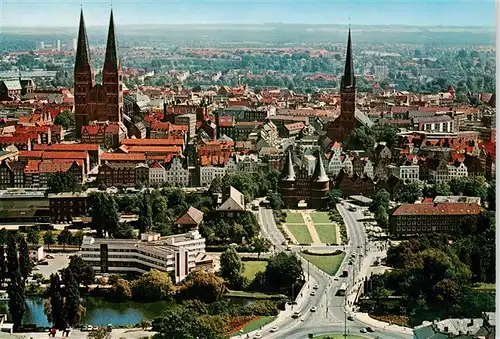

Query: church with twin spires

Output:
[74, 9, 125, 139]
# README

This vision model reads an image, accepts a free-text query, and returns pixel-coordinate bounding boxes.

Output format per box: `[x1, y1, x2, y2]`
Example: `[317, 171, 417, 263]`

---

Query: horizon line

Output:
[2, 23, 495, 29]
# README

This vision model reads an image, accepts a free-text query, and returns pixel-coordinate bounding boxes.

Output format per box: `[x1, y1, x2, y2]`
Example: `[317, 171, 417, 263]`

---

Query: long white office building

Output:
[80, 230, 210, 283]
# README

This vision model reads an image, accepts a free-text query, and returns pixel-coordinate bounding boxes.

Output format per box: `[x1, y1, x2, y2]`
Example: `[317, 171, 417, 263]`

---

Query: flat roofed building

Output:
[80, 230, 208, 283]
[390, 202, 482, 237]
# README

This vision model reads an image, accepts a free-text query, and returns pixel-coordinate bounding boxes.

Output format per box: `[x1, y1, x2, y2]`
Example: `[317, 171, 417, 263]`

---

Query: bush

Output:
[301, 249, 343, 256]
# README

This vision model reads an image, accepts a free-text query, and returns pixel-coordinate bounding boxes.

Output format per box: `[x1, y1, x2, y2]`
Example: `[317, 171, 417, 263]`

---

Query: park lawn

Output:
[236, 316, 276, 335]
[314, 223, 337, 244]
[286, 224, 313, 244]
[315, 335, 367, 339]
[311, 212, 331, 224]
[473, 283, 496, 291]
[301, 252, 346, 276]
[285, 212, 305, 224]
[242, 261, 267, 280]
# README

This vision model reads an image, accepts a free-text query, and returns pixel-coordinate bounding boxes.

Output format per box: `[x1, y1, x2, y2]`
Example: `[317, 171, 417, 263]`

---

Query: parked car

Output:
[46, 255, 54, 259]
[310, 291, 316, 296]
[360, 328, 367, 333]
[347, 316, 354, 321]
[253, 333, 262, 339]
[38, 261, 49, 266]
[270, 327, 279, 333]
[366, 327, 375, 332]
[310, 306, 317, 312]
[313, 284, 319, 290]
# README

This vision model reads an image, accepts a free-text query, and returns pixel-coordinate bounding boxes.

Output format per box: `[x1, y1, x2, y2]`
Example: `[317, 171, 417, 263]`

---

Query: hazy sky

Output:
[0, 0, 496, 27]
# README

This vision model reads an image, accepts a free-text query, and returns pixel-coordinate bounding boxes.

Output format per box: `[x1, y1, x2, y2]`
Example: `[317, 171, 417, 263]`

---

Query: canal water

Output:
[0, 296, 253, 327]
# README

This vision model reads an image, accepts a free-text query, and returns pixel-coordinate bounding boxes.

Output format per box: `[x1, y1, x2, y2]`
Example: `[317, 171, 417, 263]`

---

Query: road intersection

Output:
[242, 202, 412, 339]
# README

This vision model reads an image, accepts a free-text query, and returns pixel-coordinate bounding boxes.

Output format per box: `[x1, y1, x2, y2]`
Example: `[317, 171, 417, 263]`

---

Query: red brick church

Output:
[74, 9, 125, 139]
[325, 28, 373, 142]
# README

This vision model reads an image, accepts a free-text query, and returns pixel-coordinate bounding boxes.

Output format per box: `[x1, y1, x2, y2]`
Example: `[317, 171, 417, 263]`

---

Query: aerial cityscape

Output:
[0, 1, 496, 339]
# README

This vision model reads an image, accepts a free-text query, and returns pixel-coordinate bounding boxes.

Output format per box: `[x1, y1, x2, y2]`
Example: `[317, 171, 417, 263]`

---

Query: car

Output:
[39, 261, 49, 266]
[347, 315, 354, 321]
[80, 326, 88, 332]
[46, 255, 55, 259]
[313, 284, 319, 289]
[360, 328, 367, 333]
[310, 306, 317, 312]
[253, 334, 262, 339]
[334, 277, 339, 281]
[270, 327, 279, 333]
[366, 327, 375, 332]
[310, 291, 316, 296]
[86, 325, 94, 331]
[107, 324, 113, 332]
[348, 261, 353, 265]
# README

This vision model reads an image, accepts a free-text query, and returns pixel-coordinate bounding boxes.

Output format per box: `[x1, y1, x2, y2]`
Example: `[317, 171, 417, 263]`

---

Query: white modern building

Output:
[80, 230, 209, 283]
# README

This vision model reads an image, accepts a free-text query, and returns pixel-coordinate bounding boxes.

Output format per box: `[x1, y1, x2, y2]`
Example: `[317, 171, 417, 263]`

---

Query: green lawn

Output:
[242, 261, 267, 280]
[315, 335, 367, 339]
[286, 224, 313, 244]
[301, 252, 346, 276]
[473, 283, 496, 291]
[234, 316, 276, 335]
[314, 223, 337, 244]
[311, 212, 331, 224]
[285, 212, 304, 223]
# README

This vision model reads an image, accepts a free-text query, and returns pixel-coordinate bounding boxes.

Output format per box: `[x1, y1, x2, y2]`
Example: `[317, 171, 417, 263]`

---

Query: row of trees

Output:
[366, 212, 496, 324]
[394, 176, 495, 210]
[3, 233, 33, 331]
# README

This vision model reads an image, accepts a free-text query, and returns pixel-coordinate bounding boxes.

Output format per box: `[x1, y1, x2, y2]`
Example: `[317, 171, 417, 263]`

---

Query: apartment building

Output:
[165, 157, 189, 187]
[80, 230, 209, 283]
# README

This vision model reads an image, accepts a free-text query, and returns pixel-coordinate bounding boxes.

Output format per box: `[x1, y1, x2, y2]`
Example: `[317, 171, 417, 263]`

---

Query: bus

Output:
[337, 283, 347, 296]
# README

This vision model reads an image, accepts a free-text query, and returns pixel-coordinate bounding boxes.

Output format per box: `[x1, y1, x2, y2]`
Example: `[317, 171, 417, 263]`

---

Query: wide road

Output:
[250, 204, 411, 339]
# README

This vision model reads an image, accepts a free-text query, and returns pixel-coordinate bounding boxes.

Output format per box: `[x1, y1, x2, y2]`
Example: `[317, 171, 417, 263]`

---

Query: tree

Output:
[71, 230, 84, 249]
[151, 194, 172, 236]
[219, 247, 243, 285]
[345, 126, 376, 151]
[45, 273, 67, 329]
[395, 182, 423, 203]
[18, 237, 32, 282]
[88, 327, 111, 339]
[131, 269, 175, 301]
[43, 231, 55, 250]
[108, 278, 132, 301]
[138, 192, 153, 233]
[0, 246, 5, 285]
[375, 205, 389, 229]
[114, 223, 135, 239]
[63, 268, 83, 326]
[89, 192, 120, 237]
[47, 171, 80, 194]
[325, 189, 341, 209]
[179, 270, 226, 303]
[57, 229, 73, 250]
[54, 110, 75, 130]
[370, 189, 390, 212]
[251, 237, 271, 258]
[26, 228, 40, 245]
[0, 228, 7, 245]
[486, 180, 495, 210]
[152, 308, 225, 339]
[6, 233, 25, 331]
[265, 252, 303, 293]
[67, 255, 95, 287]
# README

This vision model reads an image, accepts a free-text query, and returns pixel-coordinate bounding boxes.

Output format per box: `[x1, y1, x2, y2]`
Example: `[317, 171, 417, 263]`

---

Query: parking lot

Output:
[32, 253, 72, 278]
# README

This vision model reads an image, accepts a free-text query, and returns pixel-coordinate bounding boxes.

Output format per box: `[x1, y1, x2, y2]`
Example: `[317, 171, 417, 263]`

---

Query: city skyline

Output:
[1, 0, 496, 27]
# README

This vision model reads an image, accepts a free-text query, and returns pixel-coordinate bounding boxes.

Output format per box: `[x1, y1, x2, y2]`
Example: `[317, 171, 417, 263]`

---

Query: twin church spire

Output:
[75, 8, 120, 75]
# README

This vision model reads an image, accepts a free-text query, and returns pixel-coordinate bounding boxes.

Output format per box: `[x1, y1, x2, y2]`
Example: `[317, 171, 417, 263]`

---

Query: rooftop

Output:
[393, 202, 482, 216]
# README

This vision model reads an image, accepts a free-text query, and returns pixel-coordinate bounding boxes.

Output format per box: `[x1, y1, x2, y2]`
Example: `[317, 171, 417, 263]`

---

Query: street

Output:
[245, 203, 412, 339]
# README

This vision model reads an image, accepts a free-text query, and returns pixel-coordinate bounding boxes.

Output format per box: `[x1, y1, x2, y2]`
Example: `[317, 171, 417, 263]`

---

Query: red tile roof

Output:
[33, 144, 100, 152]
[393, 203, 482, 216]
[126, 146, 182, 154]
[42, 151, 88, 160]
[19, 151, 44, 158]
[101, 153, 146, 161]
[121, 138, 184, 146]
